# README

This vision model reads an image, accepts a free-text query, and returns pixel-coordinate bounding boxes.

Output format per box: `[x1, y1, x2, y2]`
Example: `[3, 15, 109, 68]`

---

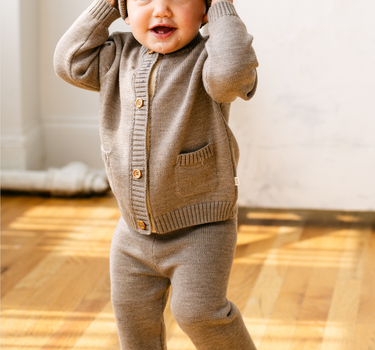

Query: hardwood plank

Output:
[289, 224, 350, 350]
[320, 278, 361, 350]
[320, 219, 371, 350]
[1, 196, 44, 228]
[1, 199, 90, 296]
[230, 225, 282, 311]
[258, 243, 313, 350]
[347, 221, 375, 350]
[240, 224, 304, 349]
[71, 301, 118, 350]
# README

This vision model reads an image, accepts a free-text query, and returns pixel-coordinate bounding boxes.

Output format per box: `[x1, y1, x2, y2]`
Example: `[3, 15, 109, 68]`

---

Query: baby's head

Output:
[119, 0, 211, 54]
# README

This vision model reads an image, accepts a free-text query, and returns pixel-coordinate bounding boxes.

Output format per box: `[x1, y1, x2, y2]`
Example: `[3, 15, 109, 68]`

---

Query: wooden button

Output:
[138, 221, 146, 230]
[133, 169, 142, 179]
[147, 49, 154, 54]
[135, 98, 143, 108]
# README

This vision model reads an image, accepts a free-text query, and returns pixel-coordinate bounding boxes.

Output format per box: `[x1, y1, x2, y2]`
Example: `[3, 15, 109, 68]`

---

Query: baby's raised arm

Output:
[54, 0, 121, 91]
[203, 0, 258, 103]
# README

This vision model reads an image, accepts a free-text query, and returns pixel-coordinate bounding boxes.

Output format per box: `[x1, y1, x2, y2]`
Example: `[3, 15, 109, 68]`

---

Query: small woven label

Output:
[234, 177, 240, 186]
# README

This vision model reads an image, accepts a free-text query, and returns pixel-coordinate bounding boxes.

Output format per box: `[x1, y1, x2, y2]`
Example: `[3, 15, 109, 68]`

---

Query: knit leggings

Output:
[109, 215, 257, 350]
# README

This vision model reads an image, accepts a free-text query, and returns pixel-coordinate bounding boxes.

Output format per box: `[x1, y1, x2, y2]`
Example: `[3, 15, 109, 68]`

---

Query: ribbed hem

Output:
[121, 202, 238, 235]
[88, 0, 121, 27]
[154, 201, 234, 233]
[207, 0, 238, 23]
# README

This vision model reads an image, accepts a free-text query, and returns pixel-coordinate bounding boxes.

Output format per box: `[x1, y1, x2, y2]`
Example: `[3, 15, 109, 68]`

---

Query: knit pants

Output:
[109, 215, 257, 350]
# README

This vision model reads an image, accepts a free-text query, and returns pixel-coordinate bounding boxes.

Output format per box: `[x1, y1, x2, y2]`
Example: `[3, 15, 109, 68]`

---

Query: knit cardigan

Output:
[54, 0, 258, 235]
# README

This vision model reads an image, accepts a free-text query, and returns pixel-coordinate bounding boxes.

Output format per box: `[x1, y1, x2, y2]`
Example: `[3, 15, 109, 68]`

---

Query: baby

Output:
[54, 0, 258, 349]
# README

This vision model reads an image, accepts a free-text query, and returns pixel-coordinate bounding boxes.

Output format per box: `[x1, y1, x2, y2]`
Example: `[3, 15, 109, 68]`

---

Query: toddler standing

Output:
[54, 0, 259, 348]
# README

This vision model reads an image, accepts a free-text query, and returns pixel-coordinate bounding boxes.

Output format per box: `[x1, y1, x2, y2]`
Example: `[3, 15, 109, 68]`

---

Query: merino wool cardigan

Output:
[54, 0, 259, 235]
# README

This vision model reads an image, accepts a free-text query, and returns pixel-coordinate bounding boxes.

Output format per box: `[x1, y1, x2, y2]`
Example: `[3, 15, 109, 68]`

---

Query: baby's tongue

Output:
[153, 26, 173, 34]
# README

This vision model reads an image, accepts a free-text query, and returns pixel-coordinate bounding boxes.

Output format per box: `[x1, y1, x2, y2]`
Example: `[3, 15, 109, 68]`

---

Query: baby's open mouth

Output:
[151, 26, 175, 34]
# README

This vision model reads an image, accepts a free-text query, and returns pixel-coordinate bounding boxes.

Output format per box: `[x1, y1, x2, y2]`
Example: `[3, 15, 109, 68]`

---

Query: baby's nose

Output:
[152, 0, 173, 18]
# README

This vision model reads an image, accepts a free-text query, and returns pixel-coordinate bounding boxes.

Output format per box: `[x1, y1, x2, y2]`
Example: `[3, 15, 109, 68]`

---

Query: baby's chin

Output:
[132, 38, 176, 55]
[140, 41, 176, 55]
[152, 42, 178, 54]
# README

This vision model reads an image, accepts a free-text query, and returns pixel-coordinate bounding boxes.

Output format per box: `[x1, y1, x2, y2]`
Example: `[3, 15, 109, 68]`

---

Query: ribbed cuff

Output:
[88, 0, 121, 27]
[208, 1, 238, 23]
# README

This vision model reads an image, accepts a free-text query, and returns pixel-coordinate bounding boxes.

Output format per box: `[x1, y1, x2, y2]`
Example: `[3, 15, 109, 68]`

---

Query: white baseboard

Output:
[1, 124, 44, 170]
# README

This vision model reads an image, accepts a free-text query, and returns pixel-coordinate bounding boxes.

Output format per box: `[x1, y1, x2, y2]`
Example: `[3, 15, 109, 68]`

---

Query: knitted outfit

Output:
[54, 0, 258, 348]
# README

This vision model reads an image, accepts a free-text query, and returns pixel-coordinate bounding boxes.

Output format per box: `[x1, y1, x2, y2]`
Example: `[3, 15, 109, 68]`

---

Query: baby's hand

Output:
[106, 0, 119, 10]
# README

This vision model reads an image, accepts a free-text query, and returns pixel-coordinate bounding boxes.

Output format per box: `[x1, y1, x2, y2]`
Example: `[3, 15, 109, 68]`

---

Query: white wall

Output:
[1, 0, 374, 210]
[1, 0, 43, 170]
[230, 0, 375, 210]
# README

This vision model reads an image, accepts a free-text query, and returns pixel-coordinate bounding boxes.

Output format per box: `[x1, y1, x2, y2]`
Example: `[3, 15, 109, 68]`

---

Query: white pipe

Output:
[1, 162, 109, 196]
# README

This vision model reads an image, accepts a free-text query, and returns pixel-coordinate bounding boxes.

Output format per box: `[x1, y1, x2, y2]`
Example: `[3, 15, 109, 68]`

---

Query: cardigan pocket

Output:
[101, 146, 114, 190]
[175, 143, 218, 198]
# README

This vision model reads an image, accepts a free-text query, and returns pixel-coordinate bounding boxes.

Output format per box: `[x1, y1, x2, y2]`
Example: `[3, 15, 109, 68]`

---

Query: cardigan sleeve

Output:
[53, 0, 121, 92]
[203, 1, 259, 103]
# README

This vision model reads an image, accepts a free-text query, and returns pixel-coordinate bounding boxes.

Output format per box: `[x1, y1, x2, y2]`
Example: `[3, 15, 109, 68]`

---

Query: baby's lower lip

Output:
[150, 27, 176, 39]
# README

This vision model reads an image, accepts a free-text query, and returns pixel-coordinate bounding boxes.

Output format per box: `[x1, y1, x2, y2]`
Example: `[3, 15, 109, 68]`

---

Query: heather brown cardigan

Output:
[54, 0, 258, 235]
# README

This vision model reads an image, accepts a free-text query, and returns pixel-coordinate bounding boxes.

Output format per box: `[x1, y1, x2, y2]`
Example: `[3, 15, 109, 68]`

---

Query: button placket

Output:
[130, 53, 159, 233]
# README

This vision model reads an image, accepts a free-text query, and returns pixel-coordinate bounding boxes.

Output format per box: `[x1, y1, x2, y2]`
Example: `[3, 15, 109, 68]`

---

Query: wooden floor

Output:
[1, 193, 374, 350]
